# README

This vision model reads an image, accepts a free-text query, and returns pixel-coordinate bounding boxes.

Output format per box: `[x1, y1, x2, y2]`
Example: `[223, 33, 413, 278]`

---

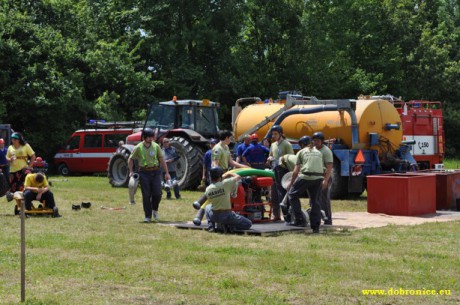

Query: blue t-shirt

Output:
[162, 146, 179, 172]
[203, 149, 213, 171]
[0, 147, 8, 166]
[242, 143, 270, 164]
[236, 143, 251, 158]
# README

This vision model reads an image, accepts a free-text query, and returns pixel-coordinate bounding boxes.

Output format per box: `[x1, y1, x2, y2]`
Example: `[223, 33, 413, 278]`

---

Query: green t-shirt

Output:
[212, 142, 230, 170]
[130, 142, 163, 167]
[270, 139, 294, 159]
[279, 154, 297, 171]
[296, 147, 324, 180]
[205, 177, 237, 210]
[318, 145, 334, 170]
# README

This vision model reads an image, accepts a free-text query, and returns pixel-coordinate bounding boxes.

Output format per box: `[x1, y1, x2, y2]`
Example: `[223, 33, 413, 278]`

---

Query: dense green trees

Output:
[1, 0, 460, 160]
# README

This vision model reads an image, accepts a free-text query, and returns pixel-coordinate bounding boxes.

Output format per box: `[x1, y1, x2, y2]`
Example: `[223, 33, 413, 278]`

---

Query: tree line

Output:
[1, 0, 459, 161]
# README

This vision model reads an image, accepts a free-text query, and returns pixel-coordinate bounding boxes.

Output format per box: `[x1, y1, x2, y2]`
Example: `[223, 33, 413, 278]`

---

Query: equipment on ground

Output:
[13, 192, 55, 217]
[108, 98, 220, 190]
[128, 173, 139, 205]
[192, 168, 275, 225]
[232, 93, 445, 199]
[192, 194, 208, 226]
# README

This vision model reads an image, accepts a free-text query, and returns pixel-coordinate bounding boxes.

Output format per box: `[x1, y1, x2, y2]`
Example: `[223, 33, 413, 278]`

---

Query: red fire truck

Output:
[376, 97, 445, 169]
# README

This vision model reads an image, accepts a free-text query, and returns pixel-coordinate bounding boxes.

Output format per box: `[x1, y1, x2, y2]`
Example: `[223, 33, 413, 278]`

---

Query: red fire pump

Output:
[231, 176, 273, 222]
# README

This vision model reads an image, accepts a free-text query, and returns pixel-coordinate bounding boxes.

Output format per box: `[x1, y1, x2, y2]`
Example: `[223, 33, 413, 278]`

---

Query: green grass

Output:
[0, 176, 459, 305]
[443, 158, 460, 170]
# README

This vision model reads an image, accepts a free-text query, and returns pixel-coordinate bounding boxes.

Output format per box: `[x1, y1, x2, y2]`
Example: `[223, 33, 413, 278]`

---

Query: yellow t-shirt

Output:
[7, 143, 35, 173]
[212, 142, 230, 170]
[205, 177, 237, 210]
[24, 173, 49, 188]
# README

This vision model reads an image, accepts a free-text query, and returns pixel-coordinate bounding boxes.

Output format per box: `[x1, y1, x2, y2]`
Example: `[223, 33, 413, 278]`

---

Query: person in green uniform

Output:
[266, 125, 294, 221]
[312, 132, 334, 225]
[212, 130, 247, 171]
[128, 128, 170, 223]
[204, 167, 252, 232]
[286, 136, 325, 233]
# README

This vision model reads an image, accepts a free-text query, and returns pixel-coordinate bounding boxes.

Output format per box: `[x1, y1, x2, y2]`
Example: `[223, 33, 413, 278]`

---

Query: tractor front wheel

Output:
[108, 149, 132, 187]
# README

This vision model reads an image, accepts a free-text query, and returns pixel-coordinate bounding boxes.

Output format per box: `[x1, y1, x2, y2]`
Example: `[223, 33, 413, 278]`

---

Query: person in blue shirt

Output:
[235, 134, 251, 164]
[0, 138, 9, 191]
[201, 138, 218, 186]
[161, 138, 181, 199]
[242, 134, 270, 169]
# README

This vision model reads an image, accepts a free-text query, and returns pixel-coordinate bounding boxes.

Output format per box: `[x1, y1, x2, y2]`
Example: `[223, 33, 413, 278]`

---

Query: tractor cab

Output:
[147, 99, 219, 137]
[126, 99, 220, 144]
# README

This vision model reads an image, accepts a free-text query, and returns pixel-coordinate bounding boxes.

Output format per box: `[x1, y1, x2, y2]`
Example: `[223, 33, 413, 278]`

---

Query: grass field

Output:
[0, 174, 459, 305]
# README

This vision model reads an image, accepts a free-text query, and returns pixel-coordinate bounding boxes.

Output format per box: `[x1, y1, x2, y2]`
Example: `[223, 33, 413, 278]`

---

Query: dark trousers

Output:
[24, 190, 56, 210]
[271, 165, 289, 219]
[9, 168, 30, 192]
[288, 178, 323, 230]
[205, 205, 252, 231]
[0, 164, 10, 188]
[139, 170, 162, 218]
[163, 171, 180, 198]
[319, 177, 332, 223]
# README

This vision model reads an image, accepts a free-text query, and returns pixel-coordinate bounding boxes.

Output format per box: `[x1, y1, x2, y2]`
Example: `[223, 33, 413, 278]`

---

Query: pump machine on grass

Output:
[232, 93, 445, 199]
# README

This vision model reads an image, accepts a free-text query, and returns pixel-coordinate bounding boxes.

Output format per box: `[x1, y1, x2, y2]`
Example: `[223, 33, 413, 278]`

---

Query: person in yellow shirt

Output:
[6, 132, 36, 199]
[204, 167, 252, 232]
[24, 172, 61, 218]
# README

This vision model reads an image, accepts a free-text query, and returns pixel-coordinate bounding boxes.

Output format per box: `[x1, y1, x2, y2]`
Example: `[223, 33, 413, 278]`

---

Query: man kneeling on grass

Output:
[24, 172, 61, 218]
[205, 167, 252, 233]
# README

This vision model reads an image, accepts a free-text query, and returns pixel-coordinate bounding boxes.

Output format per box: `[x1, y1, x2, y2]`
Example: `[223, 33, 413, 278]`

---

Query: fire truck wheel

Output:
[169, 136, 204, 190]
[330, 160, 348, 199]
[108, 151, 131, 187]
[57, 164, 70, 176]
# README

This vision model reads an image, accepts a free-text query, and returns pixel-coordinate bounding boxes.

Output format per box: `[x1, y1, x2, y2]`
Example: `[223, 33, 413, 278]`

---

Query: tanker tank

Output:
[233, 99, 402, 156]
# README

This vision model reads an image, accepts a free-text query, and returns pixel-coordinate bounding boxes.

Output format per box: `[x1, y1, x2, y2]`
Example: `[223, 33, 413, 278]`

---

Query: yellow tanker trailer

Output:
[232, 94, 416, 198]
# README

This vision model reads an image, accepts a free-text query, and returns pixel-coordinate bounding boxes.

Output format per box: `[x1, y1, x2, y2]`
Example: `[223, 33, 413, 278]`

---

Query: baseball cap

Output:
[209, 138, 218, 144]
[0, 138, 4, 144]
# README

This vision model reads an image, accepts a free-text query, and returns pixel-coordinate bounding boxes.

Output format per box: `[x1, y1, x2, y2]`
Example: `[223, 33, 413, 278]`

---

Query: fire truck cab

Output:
[54, 122, 141, 175]
[394, 100, 444, 169]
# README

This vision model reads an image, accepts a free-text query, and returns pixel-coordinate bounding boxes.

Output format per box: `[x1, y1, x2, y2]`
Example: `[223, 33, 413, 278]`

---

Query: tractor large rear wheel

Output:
[170, 136, 204, 190]
[108, 148, 132, 187]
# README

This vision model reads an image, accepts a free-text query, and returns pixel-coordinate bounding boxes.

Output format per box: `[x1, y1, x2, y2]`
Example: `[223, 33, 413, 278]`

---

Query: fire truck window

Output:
[66, 136, 80, 150]
[84, 134, 102, 148]
[105, 134, 128, 147]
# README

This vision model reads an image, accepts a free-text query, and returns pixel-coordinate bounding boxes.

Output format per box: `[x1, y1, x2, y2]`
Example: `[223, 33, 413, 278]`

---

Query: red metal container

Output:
[431, 170, 460, 210]
[404, 170, 460, 210]
[367, 173, 436, 216]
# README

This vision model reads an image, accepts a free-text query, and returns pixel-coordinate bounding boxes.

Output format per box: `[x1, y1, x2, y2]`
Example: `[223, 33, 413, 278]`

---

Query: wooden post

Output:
[20, 198, 25, 302]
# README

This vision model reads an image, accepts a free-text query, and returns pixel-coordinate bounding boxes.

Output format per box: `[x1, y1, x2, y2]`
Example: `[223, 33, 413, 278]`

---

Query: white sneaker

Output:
[144, 217, 151, 223]
[153, 211, 159, 221]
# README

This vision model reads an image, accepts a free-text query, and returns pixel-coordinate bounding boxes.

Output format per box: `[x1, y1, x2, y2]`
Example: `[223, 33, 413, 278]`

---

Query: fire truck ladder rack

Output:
[85, 121, 144, 129]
